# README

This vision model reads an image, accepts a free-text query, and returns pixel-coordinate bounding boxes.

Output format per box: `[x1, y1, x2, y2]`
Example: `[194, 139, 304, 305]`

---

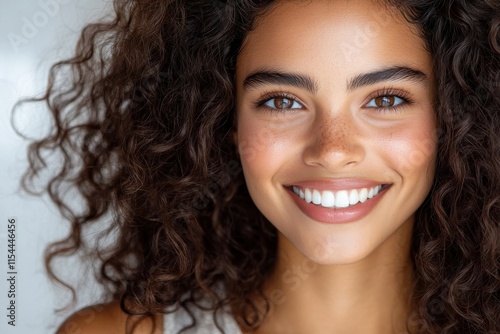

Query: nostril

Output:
[301, 131, 366, 169]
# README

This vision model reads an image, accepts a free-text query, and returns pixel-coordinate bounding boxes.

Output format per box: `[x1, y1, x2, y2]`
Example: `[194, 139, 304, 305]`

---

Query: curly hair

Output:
[12, 0, 499, 333]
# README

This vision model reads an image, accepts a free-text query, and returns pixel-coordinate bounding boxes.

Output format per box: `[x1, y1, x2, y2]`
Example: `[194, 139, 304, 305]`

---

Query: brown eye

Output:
[374, 96, 395, 107]
[274, 97, 294, 109]
[262, 95, 303, 111]
[365, 94, 406, 111]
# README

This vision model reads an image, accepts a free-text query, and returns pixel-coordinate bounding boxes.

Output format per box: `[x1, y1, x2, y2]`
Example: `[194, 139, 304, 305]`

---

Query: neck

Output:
[239, 217, 419, 334]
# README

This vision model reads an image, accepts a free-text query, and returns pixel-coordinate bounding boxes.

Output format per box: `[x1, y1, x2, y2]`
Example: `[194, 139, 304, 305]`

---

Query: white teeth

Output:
[291, 184, 386, 208]
[320, 191, 335, 207]
[305, 188, 312, 203]
[367, 187, 374, 199]
[335, 190, 350, 208]
[312, 189, 322, 205]
[349, 189, 359, 205]
[359, 188, 368, 203]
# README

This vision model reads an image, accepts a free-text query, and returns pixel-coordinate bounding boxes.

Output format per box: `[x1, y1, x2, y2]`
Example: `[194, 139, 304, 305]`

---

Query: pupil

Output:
[276, 97, 292, 109]
[376, 96, 394, 107]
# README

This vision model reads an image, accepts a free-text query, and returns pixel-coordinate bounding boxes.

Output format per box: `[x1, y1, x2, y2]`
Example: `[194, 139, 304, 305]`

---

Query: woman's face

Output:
[234, 0, 437, 264]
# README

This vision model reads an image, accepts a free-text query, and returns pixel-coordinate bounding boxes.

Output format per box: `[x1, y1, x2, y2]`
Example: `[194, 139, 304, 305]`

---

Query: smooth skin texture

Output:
[55, 301, 163, 334]
[233, 0, 437, 333]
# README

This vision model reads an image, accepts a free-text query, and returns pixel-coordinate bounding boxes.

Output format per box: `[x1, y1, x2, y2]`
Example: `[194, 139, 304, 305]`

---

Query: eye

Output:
[263, 96, 303, 110]
[365, 95, 405, 108]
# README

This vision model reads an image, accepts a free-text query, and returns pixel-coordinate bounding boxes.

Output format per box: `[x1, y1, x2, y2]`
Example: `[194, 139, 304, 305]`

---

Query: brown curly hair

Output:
[12, 0, 499, 333]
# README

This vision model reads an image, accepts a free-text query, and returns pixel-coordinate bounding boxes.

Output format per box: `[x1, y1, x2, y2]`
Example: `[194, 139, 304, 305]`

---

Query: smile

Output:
[291, 184, 389, 209]
[285, 183, 391, 224]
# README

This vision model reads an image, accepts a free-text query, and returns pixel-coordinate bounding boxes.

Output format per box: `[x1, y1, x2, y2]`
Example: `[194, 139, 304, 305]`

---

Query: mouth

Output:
[285, 184, 392, 209]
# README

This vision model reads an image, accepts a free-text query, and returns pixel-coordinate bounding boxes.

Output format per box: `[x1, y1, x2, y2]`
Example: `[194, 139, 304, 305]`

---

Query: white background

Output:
[1, 0, 112, 333]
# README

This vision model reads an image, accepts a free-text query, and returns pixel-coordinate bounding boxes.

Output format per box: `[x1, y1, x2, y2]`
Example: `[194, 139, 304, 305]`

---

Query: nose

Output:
[302, 112, 365, 170]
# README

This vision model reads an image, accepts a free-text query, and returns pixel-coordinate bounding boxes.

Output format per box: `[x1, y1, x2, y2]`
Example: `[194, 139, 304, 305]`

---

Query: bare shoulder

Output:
[55, 301, 164, 334]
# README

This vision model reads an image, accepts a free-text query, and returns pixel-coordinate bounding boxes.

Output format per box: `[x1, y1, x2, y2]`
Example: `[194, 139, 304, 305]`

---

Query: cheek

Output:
[237, 117, 295, 174]
[236, 120, 278, 213]
[381, 115, 438, 179]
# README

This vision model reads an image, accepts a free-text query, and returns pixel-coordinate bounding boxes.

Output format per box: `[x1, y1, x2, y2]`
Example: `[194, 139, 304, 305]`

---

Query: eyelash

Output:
[253, 87, 414, 114]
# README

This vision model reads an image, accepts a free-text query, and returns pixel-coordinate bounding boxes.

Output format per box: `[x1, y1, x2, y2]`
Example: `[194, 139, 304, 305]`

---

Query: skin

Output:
[55, 301, 163, 334]
[233, 0, 437, 333]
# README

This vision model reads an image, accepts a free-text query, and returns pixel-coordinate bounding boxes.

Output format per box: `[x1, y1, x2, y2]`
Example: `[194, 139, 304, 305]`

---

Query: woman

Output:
[14, 0, 499, 333]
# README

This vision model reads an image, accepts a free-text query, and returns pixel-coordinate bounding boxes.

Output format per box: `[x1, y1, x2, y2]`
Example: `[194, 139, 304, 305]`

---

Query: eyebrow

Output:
[347, 66, 428, 91]
[243, 68, 318, 93]
[242, 66, 428, 93]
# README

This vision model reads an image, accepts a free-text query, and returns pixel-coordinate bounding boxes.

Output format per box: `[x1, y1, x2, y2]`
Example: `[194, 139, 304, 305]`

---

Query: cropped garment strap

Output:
[162, 303, 243, 334]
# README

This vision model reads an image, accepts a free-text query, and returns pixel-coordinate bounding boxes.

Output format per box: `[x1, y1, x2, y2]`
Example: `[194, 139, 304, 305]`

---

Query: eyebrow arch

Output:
[346, 66, 428, 91]
[243, 69, 318, 93]
[242, 66, 427, 93]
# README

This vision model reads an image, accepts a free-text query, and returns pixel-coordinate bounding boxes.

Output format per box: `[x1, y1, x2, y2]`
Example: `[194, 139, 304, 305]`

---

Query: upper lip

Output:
[285, 179, 391, 191]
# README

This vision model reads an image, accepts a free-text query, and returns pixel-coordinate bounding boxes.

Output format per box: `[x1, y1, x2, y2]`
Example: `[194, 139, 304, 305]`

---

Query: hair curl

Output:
[12, 0, 499, 333]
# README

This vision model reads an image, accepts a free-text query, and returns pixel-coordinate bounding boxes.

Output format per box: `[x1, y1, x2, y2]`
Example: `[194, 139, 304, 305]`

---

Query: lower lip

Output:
[285, 185, 390, 224]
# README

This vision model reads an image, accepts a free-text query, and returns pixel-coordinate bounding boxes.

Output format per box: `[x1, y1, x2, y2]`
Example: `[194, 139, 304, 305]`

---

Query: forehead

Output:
[235, 0, 432, 88]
